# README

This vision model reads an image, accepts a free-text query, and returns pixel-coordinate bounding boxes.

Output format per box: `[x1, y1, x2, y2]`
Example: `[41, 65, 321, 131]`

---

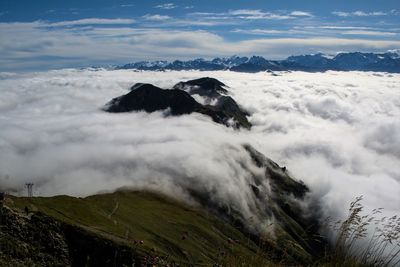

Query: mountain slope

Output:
[0, 136, 376, 267]
[1, 143, 325, 266]
[2, 191, 281, 266]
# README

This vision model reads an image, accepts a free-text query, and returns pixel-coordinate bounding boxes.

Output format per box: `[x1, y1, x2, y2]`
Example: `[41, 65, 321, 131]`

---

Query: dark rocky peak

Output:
[104, 83, 200, 115]
[286, 53, 332, 66]
[173, 77, 228, 98]
[172, 77, 251, 129]
[212, 96, 251, 129]
[103, 78, 252, 129]
[211, 56, 249, 67]
[193, 58, 206, 62]
[231, 56, 283, 72]
[248, 56, 269, 65]
[332, 52, 380, 69]
[385, 51, 400, 59]
[117, 61, 168, 70]
[129, 83, 154, 91]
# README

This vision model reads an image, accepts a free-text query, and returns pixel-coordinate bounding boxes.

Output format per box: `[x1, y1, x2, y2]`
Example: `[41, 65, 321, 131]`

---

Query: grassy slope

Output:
[8, 190, 277, 266]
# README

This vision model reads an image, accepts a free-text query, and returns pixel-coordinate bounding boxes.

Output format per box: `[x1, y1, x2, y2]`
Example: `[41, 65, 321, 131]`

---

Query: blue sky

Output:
[1, 0, 399, 71]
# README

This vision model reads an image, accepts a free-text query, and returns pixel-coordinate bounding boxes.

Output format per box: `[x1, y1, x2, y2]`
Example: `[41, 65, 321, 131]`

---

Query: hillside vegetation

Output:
[2, 190, 284, 266]
[1, 144, 326, 266]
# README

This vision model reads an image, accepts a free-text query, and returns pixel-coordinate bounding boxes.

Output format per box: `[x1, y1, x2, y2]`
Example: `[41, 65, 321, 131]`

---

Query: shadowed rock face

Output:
[183, 144, 324, 263]
[0, 206, 136, 266]
[104, 78, 252, 129]
[241, 145, 324, 261]
[104, 83, 200, 115]
[174, 78, 251, 129]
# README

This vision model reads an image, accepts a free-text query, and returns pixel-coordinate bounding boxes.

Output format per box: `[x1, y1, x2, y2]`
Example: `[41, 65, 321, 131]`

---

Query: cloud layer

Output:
[0, 69, 399, 229]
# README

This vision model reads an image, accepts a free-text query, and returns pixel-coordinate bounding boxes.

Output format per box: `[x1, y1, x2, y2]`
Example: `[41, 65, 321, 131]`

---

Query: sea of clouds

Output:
[0, 69, 399, 227]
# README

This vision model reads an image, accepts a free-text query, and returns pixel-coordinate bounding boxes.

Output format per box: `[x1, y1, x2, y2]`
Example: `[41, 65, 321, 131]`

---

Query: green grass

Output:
[8, 192, 394, 266]
[8, 190, 270, 265]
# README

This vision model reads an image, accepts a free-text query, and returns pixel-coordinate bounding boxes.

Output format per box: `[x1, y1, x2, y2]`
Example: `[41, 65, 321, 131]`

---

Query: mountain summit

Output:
[173, 77, 228, 98]
[117, 51, 400, 73]
[104, 83, 200, 115]
[104, 78, 252, 129]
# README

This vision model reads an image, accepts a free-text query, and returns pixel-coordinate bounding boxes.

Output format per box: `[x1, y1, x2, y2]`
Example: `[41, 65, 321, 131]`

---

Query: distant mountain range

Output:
[116, 51, 400, 73]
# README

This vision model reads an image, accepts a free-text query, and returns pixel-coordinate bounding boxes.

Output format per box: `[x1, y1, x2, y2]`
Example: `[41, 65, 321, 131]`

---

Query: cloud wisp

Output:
[332, 11, 387, 17]
[290, 11, 313, 17]
[47, 18, 136, 26]
[142, 14, 171, 21]
[155, 3, 177, 10]
[226, 9, 314, 20]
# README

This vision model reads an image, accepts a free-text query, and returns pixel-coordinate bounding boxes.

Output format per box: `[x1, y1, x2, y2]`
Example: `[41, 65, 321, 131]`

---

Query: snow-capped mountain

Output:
[116, 51, 400, 73]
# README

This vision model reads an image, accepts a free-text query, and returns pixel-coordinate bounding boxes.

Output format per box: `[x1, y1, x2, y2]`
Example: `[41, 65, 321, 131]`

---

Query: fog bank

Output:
[0, 69, 399, 225]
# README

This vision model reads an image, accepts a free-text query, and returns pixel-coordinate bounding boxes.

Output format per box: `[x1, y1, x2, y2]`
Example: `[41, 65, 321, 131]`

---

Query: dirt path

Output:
[108, 201, 119, 219]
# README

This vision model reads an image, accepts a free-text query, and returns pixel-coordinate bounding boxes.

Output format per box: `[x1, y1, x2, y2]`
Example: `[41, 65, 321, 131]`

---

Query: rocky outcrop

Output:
[104, 78, 252, 129]
[104, 83, 200, 115]
[173, 77, 228, 98]
[174, 77, 251, 129]
[0, 206, 137, 267]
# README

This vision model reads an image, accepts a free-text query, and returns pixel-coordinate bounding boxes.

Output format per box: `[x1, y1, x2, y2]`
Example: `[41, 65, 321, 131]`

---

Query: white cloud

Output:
[229, 9, 294, 20]
[232, 28, 312, 36]
[155, 3, 176, 10]
[332, 10, 387, 17]
[1, 21, 400, 71]
[142, 14, 171, 21]
[302, 26, 399, 37]
[353, 11, 369, 16]
[390, 9, 400, 15]
[370, 11, 387, 16]
[184, 12, 240, 25]
[48, 18, 136, 27]
[227, 9, 313, 20]
[290, 11, 313, 17]
[317, 26, 374, 30]
[232, 29, 288, 35]
[332, 11, 350, 17]
[364, 122, 400, 158]
[229, 9, 265, 16]
[341, 30, 397, 36]
[0, 70, 399, 244]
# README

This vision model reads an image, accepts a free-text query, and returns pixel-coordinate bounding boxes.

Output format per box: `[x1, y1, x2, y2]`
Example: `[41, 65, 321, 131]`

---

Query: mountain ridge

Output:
[1, 144, 323, 266]
[116, 51, 400, 73]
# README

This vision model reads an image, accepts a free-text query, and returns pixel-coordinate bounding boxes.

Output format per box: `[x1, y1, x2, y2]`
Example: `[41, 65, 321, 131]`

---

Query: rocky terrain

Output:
[104, 77, 252, 129]
[0, 204, 136, 266]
